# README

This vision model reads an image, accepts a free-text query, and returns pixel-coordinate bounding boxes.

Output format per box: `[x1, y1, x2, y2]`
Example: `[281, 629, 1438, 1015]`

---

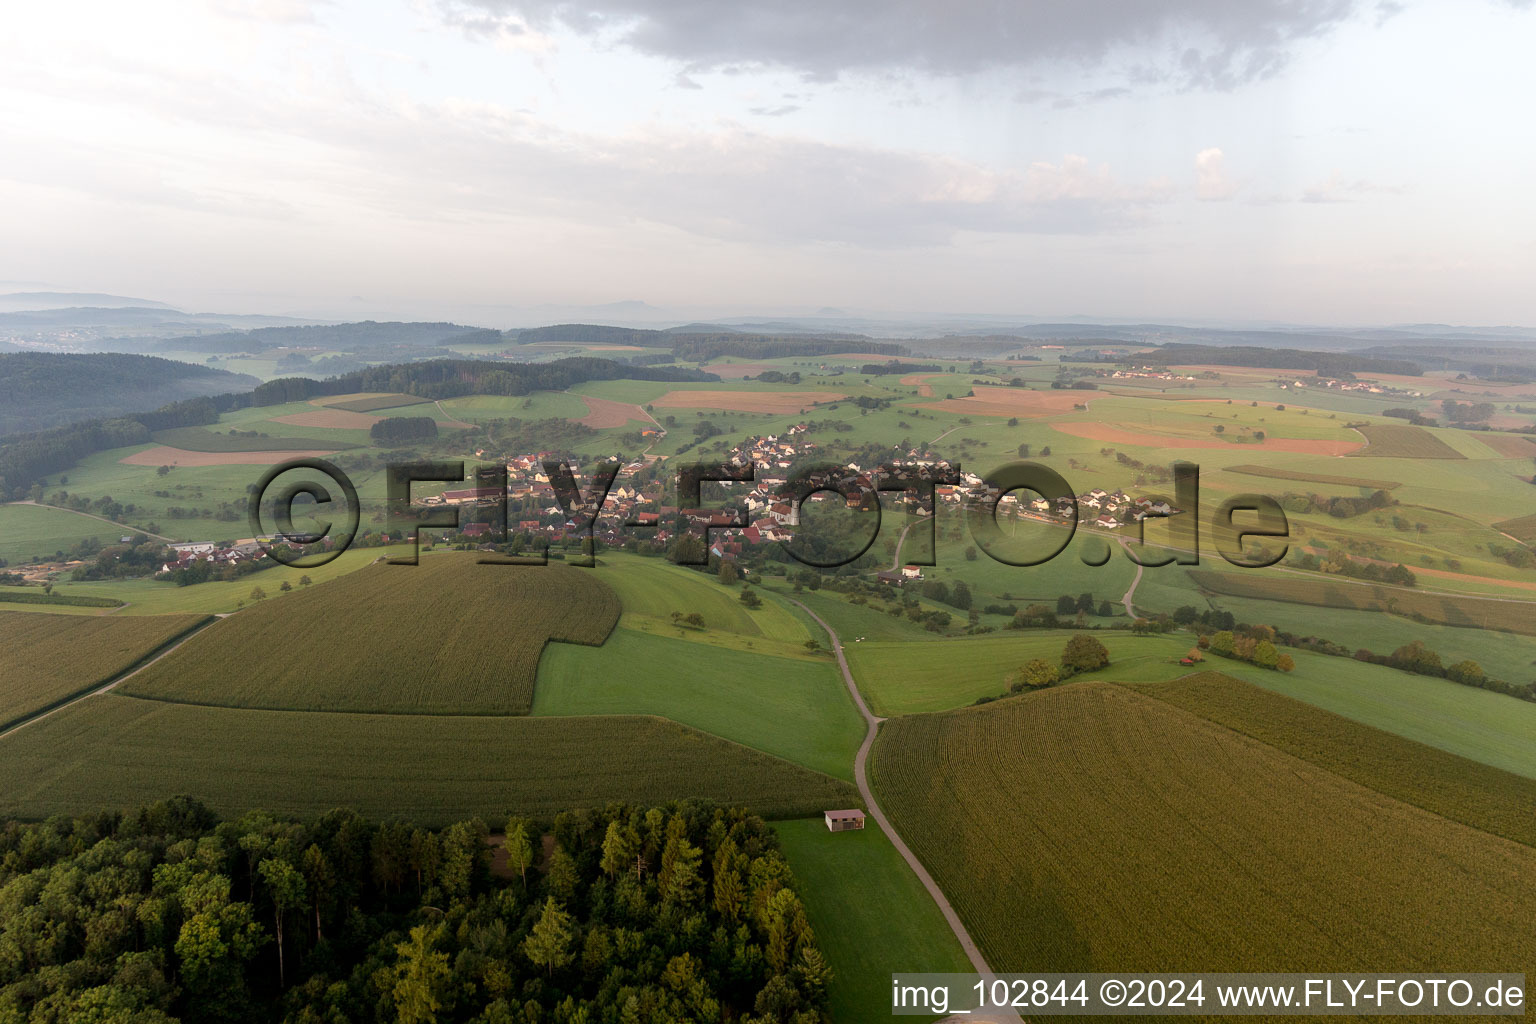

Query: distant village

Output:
[146, 425, 1184, 583]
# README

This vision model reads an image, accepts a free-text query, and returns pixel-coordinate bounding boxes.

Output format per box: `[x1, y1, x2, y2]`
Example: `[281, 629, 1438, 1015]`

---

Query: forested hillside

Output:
[0, 353, 260, 434]
[0, 798, 831, 1023]
[0, 356, 716, 499]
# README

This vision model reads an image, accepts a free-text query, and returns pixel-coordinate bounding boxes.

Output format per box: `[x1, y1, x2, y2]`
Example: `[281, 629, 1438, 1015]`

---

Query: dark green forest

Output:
[370, 417, 440, 446]
[0, 354, 259, 435]
[0, 799, 830, 1024]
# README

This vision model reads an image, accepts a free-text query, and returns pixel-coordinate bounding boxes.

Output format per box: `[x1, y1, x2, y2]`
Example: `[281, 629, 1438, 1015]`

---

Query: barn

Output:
[824, 809, 866, 832]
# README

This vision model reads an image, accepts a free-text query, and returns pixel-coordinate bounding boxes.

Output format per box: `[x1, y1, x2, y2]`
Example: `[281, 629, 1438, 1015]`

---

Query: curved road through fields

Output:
[790, 598, 1023, 1024]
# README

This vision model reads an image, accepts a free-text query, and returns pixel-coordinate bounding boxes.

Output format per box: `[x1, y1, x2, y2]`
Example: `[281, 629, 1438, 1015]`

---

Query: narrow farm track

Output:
[0, 614, 227, 743]
[1116, 536, 1144, 617]
[790, 599, 1023, 1024]
[10, 500, 175, 542]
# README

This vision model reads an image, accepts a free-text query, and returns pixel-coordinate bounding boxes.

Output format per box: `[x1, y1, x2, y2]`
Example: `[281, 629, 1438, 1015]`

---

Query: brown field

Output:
[650, 390, 846, 414]
[920, 387, 1092, 418]
[575, 395, 650, 428]
[311, 392, 408, 408]
[900, 373, 938, 396]
[272, 409, 382, 429]
[1051, 421, 1363, 455]
[586, 344, 644, 351]
[119, 446, 339, 466]
[1476, 432, 1536, 457]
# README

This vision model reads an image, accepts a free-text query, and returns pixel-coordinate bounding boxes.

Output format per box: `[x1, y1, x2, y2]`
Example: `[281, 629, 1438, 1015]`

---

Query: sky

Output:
[0, 0, 1532, 326]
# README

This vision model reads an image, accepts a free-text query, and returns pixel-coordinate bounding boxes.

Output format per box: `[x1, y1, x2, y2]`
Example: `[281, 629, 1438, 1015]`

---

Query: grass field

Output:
[870, 681, 1536, 973]
[1350, 424, 1466, 459]
[776, 819, 972, 1023]
[0, 696, 859, 824]
[1188, 567, 1536, 636]
[1126, 672, 1536, 847]
[534, 626, 863, 779]
[1221, 464, 1401, 489]
[0, 611, 210, 730]
[842, 631, 1194, 715]
[1201, 644, 1536, 779]
[119, 555, 618, 715]
[0, 501, 144, 565]
[150, 426, 360, 452]
[596, 552, 811, 643]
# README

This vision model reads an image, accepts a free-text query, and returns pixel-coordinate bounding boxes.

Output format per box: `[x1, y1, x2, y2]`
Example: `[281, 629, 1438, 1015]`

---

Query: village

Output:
[134, 426, 1185, 585]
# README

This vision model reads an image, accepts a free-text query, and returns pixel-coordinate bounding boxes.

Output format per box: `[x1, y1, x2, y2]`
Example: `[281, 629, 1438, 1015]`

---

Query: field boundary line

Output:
[0, 614, 223, 742]
[789, 598, 1023, 1024]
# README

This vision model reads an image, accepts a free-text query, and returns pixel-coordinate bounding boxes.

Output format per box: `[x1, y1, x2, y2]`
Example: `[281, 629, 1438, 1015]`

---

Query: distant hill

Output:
[0, 353, 260, 435]
[151, 320, 500, 355]
[1125, 343, 1422, 376]
[0, 292, 176, 312]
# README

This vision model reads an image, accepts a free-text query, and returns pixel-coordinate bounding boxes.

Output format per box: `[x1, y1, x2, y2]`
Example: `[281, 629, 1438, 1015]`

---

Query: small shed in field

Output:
[824, 809, 866, 832]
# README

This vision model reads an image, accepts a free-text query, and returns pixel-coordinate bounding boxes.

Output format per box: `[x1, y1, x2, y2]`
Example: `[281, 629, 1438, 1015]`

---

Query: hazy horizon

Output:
[3, 0, 1534, 324]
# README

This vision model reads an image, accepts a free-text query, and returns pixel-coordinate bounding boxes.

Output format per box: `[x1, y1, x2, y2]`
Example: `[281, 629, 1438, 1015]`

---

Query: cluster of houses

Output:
[158, 540, 269, 575]
[145, 425, 1184, 570]
[423, 426, 1187, 559]
[1314, 378, 1421, 397]
[1106, 369, 1200, 383]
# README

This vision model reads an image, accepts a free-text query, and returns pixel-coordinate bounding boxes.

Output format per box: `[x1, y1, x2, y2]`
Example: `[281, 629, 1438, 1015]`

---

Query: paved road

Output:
[0, 614, 226, 743]
[790, 598, 1023, 1024]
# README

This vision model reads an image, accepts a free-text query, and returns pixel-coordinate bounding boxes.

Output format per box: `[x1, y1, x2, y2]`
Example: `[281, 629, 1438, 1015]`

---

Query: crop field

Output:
[1125, 672, 1536, 847]
[1350, 424, 1466, 458]
[534, 626, 863, 779]
[325, 392, 424, 412]
[149, 426, 360, 452]
[776, 818, 972, 1022]
[843, 631, 1193, 715]
[1187, 567, 1536, 636]
[0, 696, 859, 824]
[1220, 464, 1401, 489]
[870, 682, 1536, 973]
[0, 501, 136, 565]
[0, 610, 210, 730]
[1494, 513, 1536, 543]
[119, 554, 619, 715]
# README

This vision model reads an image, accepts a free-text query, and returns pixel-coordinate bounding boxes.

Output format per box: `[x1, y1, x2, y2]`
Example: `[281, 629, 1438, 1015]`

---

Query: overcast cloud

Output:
[0, 0, 1531, 322]
[448, 0, 1367, 88]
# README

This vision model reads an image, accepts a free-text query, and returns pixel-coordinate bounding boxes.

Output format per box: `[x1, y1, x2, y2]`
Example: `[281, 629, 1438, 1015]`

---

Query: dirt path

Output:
[1116, 536, 1144, 617]
[790, 600, 1020, 1022]
[0, 614, 226, 743]
[928, 425, 960, 446]
[9, 500, 175, 542]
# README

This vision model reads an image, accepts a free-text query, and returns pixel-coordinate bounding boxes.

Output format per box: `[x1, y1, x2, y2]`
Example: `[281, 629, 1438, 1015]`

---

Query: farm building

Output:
[824, 809, 866, 832]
